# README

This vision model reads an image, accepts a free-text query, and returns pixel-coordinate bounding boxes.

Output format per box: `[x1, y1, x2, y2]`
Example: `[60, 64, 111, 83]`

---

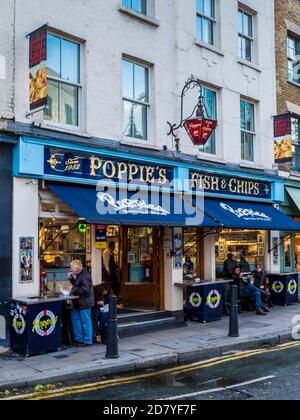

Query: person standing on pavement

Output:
[103, 242, 120, 298]
[68, 259, 94, 347]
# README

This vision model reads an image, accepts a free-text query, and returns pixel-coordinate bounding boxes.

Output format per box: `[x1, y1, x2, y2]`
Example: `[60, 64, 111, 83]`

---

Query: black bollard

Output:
[229, 285, 240, 338]
[105, 295, 119, 359]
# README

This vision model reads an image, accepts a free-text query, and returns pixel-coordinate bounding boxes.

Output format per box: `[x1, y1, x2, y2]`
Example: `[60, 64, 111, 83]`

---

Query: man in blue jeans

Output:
[69, 260, 95, 347]
[232, 266, 267, 316]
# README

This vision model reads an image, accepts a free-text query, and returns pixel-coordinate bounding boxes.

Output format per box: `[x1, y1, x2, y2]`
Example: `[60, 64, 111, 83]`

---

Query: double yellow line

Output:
[3, 341, 300, 400]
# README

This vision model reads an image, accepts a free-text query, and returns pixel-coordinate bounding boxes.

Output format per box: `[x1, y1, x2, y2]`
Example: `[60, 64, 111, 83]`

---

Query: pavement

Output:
[0, 304, 299, 391]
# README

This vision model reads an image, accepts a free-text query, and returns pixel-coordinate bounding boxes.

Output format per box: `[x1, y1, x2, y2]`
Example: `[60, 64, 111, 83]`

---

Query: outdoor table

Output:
[176, 280, 232, 323]
[267, 272, 299, 306]
[10, 294, 78, 356]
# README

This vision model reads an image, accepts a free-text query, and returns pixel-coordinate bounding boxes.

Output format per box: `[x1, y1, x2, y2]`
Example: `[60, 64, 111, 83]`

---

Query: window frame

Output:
[287, 35, 300, 85]
[196, 0, 216, 46]
[198, 86, 218, 156]
[122, 58, 151, 143]
[240, 99, 256, 163]
[292, 115, 300, 172]
[238, 9, 254, 62]
[44, 32, 83, 131]
[122, 0, 148, 16]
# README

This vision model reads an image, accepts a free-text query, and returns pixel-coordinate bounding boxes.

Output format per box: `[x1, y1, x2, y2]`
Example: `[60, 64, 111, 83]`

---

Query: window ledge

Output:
[237, 58, 262, 73]
[288, 80, 300, 89]
[197, 154, 227, 165]
[194, 40, 225, 57]
[118, 5, 160, 28]
[120, 139, 161, 151]
[40, 121, 90, 137]
[289, 171, 300, 179]
[240, 161, 265, 171]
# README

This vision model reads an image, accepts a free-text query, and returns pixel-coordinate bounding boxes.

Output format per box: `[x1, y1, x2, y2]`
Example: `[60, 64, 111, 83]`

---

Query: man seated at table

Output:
[231, 265, 267, 316]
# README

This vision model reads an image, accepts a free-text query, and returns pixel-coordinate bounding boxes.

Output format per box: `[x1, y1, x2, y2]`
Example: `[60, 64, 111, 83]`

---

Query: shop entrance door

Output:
[121, 227, 163, 311]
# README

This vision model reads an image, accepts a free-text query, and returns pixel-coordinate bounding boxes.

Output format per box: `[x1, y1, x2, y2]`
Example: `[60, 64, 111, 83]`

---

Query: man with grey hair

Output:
[68, 260, 94, 347]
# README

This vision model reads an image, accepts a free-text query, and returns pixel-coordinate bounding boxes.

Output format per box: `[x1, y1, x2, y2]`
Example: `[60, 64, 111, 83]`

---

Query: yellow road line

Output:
[4, 341, 300, 401]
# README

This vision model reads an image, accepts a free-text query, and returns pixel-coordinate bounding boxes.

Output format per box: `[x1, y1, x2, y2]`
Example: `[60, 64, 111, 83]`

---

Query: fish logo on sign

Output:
[272, 281, 284, 294]
[206, 289, 221, 310]
[288, 280, 297, 295]
[189, 292, 202, 308]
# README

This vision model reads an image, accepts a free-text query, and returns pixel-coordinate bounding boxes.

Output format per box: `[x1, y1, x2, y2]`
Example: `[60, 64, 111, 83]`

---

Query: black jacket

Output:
[70, 269, 94, 310]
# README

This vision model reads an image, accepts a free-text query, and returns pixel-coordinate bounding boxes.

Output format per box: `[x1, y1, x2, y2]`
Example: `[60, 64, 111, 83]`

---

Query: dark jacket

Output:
[252, 270, 268, 289]
[70, 269, 94, 310]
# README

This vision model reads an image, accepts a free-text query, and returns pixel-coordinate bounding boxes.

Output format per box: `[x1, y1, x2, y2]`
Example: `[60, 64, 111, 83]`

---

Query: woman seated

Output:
[93, 283, 113, 344]
[252, 263, 273, 311]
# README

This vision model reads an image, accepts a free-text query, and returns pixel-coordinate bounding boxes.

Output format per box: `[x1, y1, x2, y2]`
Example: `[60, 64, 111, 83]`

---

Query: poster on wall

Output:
[173, 233, 183, 269]
[29, 25, 48, 111]
[274, 114, 293, 164]
[20, 237, 34, 283]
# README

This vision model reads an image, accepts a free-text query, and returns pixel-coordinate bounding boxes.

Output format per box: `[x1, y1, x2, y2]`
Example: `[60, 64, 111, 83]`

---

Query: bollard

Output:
[229, 285, 240, 338]
[105, 295, 119, 359]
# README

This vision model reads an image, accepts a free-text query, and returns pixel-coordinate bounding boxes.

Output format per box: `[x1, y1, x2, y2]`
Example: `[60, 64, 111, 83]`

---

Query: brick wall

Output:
[275, 0, 300, 114]
[0, 0, 15, 120]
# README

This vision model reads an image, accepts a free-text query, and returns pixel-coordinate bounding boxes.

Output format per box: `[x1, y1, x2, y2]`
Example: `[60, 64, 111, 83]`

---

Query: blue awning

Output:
[48, 183, 219, 228]
[204, 199, 300, 231]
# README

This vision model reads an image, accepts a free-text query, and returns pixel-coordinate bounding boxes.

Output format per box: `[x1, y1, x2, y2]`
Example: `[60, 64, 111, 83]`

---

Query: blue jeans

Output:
[240, 284, 262, 310]
[71, 308, 93, 345]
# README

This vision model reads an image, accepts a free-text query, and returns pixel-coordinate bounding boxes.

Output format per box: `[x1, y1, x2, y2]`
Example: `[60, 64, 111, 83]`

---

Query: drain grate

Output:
[54, 354, 69, 360]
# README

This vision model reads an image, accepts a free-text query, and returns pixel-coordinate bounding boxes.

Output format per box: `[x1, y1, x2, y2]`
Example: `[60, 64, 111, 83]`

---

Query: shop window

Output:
[196, 0, 216, 46]
[215, 230, 265, 276]
[238, 9, 253, 62]
[122, 0, 147, 15]
[122, 59, 150, 141]
[283, 235, 294, 272]
[240, 99, 255, 162]
[288, 35, 300, 85]
[44, 34, 81, 127]
[127, 227, 154, 284]
[199, 87, 217, 155]
[292, 116, 300, 172]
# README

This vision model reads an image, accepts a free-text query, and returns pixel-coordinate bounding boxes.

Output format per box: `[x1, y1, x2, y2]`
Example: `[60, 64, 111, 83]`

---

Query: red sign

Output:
[274, 114, 291, 138]
[184, 118, 217, 145]
[29, 26, 47, 68]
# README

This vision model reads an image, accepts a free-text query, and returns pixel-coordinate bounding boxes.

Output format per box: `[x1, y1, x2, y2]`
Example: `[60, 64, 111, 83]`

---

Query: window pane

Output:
[44, 79, 59, 122]
[61, 39, 80, 83]
[122, 0, 132, 8]
[132, 0, 147, 14]
[60, 83, 78, 126]
[239, 35, 245, 59]
[243, 12, 252, 37]
[199, 131, 216, 154]
[133, 104, 147, 140]
[134, 64, 148, 102]
[238, 11, 243, 33]
[203, 0, 214, 18]
[196, 16, 203, 40]
[202, 18, 214, 45]
[203, 88, 216, 118]
[245, 102, 255, 132]
[122, 60, 134, 99]
[196, 0, 204, 14]
[241, 132, 254, 161]
[47, 34, 61, 78]
[123, 100, 134, 138]
[240, 100, 246, 130]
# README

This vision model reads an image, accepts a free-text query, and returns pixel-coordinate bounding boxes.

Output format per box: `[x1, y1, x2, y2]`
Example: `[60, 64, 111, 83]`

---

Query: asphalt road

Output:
[3, 341, 300, 401]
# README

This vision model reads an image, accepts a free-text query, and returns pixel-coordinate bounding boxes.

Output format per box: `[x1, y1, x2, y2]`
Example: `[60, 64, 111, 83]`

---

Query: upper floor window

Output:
[288, 35, 300, 85]
[196, 0, 216, 45]
[44, 34, 81, 127]
[122, 0, 147, 15]
[199, 87, 217, 155]
[122, 59, 150, 141]
[238, 9, 253, 62]
[240, 100, 255, 162]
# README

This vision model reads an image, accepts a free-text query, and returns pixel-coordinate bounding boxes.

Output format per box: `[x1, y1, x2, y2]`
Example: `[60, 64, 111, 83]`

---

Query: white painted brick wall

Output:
[0, 0, 15, 119]
[10, 0, 275, 169]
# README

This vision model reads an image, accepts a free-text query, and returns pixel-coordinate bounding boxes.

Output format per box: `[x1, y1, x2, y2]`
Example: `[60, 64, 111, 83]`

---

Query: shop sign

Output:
[288, 279, 297, 295]
[95, 225, 107, 250]
[220, 203, 272, 222]
[274, 114, 293, 164]
[32, 310, 58, 337]
[190, 171, 272, 199]
[189, 292, 202, 308]
[11, 303, 27, 336]
[272, 281, 284, 294]
[45, 149, 173, 187]
[206, 289, 221, 310]
[29, 25, 48, 111]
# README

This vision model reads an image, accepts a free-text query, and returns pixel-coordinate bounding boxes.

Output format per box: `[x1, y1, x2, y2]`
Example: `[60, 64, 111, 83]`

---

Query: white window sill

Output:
[194, 39, 225, 57]
[240, 161, 264, 170]
[120, 139, 161, 151]
[118, 5, 160, 28]
[197, 154, 227, 165]
[40, 121, 90, 137]
[237, 58, 262, 73]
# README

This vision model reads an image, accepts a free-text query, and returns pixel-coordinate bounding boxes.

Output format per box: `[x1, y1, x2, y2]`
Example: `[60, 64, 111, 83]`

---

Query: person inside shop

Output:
[252, 263, 273, 311]
[86, 260, 92, 274]
[239, 250, 251, 273]
[68, 259, 94, 347]
[223, 253, 238, 278]
[103, 242, 121, 303]
[183, 255, 194, 275]
[231, 265, 267, 316]
[93, 283, 113, 344]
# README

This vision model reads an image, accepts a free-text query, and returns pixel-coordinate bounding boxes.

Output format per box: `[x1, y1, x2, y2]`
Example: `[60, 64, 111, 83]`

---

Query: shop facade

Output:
[10, 133, 299, 323]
